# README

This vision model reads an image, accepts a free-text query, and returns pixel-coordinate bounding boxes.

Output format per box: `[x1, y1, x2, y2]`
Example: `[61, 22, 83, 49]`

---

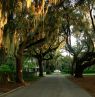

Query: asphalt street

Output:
[0, 74, 92, 97]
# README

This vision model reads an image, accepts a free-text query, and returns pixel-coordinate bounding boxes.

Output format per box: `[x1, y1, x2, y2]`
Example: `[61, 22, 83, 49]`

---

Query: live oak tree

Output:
[0, 0, 48, 83]
[27, 39, 63, 77]
[0, 0, 63, 83]
[25, 9, 64, 76]
[74, 0, 95, 77]
[63, 0, 95, 77]
[72, 0, 95, 77]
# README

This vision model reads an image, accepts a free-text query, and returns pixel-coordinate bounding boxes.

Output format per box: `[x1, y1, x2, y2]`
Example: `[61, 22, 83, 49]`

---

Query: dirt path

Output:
[0, 74, 92, 97]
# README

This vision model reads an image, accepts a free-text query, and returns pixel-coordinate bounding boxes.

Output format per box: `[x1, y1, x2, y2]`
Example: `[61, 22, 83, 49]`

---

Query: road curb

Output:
[0, 86, 24, 97]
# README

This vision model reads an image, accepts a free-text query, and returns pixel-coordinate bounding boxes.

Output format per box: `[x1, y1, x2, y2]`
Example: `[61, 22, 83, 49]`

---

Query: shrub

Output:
[0, 64, 15, 83]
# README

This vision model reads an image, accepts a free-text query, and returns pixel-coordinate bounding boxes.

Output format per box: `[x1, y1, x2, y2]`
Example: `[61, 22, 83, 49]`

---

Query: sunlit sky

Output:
[71, 35, 76, 46]
[60, 36, 76, 56]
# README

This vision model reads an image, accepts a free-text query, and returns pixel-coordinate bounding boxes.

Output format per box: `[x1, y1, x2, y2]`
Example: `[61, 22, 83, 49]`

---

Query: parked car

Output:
[54, 69, 61, 73]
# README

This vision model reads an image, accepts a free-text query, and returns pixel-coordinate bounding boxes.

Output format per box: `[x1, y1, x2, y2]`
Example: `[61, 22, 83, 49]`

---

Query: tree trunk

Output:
[74, 57, 95, 78]
[15, 50, 24, 84]
[71, 56, 77, 76]
[74, 64, 83, 78]
[38, 58, 43, 77]
[71, 59, 75, 75]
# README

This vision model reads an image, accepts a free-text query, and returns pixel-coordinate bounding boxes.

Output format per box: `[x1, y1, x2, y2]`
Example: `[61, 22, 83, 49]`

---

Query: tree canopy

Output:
[0, 0, 95, 83]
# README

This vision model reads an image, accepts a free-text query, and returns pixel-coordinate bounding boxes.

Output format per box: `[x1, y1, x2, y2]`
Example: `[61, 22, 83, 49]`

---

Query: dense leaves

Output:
[0, 0, 95, 83]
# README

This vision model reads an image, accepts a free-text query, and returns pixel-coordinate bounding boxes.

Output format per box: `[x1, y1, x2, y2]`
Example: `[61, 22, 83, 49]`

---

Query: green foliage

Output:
[84, 69, 95, 73]
[0, 64, 12, 73]
[23, 58, 37, 71]
[0, 47, 6, 65]
[23, 59, 38, 80]
[26, 63, 36, 68]
[61, 56, 72, 73]
[0, 56, 16, 73]
[0, 64, 16, 82]
[84, 66, 95, 74]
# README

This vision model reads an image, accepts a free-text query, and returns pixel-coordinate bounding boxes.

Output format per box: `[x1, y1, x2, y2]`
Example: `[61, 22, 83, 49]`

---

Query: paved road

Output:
[0, 74, 92, 97]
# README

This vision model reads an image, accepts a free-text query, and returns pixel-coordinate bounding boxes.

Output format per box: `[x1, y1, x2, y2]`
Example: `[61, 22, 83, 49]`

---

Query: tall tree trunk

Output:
[71, 55, 77, 75]
[71, 58, 75, 75]
[74, 55, 95, 78]
[38, 58, 43, 77]
[15, 49, 24, 83]
[74, 64, 83, 78]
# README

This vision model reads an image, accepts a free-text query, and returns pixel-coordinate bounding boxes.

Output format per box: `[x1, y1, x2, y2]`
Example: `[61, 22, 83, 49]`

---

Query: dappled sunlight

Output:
[26, 0, 32, 9]
[0, 29, 3, 46]
[71, 35, 77, 46]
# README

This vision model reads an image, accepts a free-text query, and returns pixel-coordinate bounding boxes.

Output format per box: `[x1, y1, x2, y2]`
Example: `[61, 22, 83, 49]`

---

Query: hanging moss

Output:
[0, 46, 6, 65]
[3, 24, 9, 39]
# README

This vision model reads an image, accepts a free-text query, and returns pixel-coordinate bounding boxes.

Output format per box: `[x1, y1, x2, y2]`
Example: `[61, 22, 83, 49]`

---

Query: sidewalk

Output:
[0, 74, 92, 97]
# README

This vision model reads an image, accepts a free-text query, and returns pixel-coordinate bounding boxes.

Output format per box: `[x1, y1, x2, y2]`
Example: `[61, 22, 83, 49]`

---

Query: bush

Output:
[0, 64, 15, 83]
[84, 69, 95, 74]
[0, 64, 12, 73]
